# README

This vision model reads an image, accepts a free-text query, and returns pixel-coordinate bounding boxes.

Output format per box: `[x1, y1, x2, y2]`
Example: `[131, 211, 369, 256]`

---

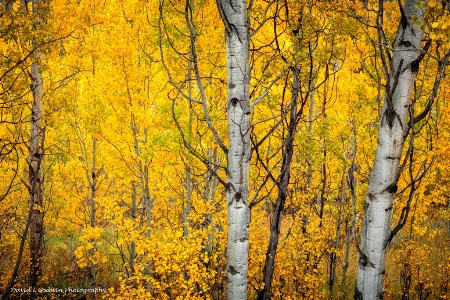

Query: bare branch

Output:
[251, 68, 288, 110]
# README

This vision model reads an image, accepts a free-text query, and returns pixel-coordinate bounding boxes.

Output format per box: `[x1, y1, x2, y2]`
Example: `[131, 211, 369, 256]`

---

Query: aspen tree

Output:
[28, 0, 44, 292]
[0, 1, 46, 297]
[216, 0, 251, 298]
[355, 0, 426, 298]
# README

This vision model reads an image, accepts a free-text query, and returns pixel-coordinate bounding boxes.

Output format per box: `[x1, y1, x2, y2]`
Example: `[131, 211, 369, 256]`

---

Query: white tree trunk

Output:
[217, 0, 250, 298]
[29, 59, 44, 290]
[28, 0, 44, 290]
[355, 1, 424, 299]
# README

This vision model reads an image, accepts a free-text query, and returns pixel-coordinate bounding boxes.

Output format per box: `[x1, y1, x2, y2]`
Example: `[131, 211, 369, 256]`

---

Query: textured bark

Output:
[355, 1, 424, 298]
[28, 55, 44, 294]
[258, 68, 299, 300]
[27, 0, 45, 291]
[216, 0, 251, 298]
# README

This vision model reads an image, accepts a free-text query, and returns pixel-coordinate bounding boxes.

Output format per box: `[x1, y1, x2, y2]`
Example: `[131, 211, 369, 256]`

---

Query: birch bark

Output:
[355, 1, 425, 298]
[216, 0, 251, 298]
[28, 0, 44, 291]
[28, 57, 44, 292]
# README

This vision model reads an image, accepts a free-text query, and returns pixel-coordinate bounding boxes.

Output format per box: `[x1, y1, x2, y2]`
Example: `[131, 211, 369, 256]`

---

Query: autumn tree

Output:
[0, 0, 49, 296]
[27, 0, 45, 292]
[355, 0, 450, 298]
[212, 0, 252, 298]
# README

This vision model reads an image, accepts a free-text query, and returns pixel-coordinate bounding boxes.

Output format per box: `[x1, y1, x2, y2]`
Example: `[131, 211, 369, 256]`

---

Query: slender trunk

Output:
[1, 206, 33, 299]
[258, 68, 300, 300]
[144, 176, 152, 292]
[28, 0, 45, 292]
[132, 121, 152, 288]
[131, 116, 152, 238]
[88, 137, 97, 299]
[216, 0, 251, 298]
[318, 150, 327, 227]
[302, 78, 314, 234]
[204, 149, 213, 213]
[67, 235, 75, 279]
[126, 58, 152, 246]
[144, 172, 151, 239]
[342, 220, 351, 282]
[204, 148, 218, 253]
[129, 183, 137, 279]
[183, 166, 192, 237]
[188, 49, 193, 135]
[185, 47, 193, 235]
[28, 46, 44, 294]
[355, 1, 424, 298]
[307, 80, 314, 187]
[318, 64, 329, 217]
[329, 174, 346, 297]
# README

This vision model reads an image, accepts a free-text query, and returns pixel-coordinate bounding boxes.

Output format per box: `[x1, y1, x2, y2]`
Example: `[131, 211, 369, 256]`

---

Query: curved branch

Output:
[185, 0, 227, 154]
